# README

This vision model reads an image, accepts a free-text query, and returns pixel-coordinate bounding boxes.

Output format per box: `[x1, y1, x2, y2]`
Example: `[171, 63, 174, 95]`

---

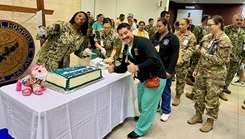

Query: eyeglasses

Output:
[207, 24, 216, 27]
[103, 27, 111, 30]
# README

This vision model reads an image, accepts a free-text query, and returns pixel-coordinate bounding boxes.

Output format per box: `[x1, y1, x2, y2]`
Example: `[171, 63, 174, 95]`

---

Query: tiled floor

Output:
[79, 57, 245, 139]
[103, 77, 245, 139]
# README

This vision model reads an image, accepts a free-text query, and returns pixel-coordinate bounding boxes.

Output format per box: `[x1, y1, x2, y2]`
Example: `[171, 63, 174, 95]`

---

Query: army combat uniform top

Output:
[174, 30, 196, 95]
[187, 24, 209, 78]
[94, 29, 120, 59]
[145, 25, 157, 41]
[37, 21, 87, 71]
[224, 25, 245, 89]
[175, 31, 196, 65]
[225, 25, 245, 63]
[194, 32, 232, 119]
[87, 17, 95, 37]
[192, 24, 208, 45]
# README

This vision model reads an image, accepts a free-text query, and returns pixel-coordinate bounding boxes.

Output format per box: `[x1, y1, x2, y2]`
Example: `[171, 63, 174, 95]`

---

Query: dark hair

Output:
[182, 18, 190, 24]
[209, 15, 225, 31]
[160, 11, 170, 18]
[87, 11, 90, 14]
[174, 21, 179, 26]
[138, 21, 145, 26]
[69, 11, 88, 35]
[119, 14, 125, 18]
[134, 18, 137, 23]
[158, 18, 170, 30]
[201, 14, 210, 22]
[97, 14, 103, 18]
[180, 18, 190, 30]
[96, 14, 103, 20]
[102, 18, 112, 26]
[117, 23, 131, 32]
[148, 18, 154, 22]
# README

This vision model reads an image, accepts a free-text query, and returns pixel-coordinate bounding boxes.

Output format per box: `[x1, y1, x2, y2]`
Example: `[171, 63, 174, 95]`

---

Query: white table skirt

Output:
[0, 71, 136, 139]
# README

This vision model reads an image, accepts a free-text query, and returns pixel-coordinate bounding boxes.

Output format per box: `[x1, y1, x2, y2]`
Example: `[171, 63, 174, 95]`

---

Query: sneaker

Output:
[160, 113, 170, 122]
[127, 131, 140, 139]
[231, 82, 245, 87]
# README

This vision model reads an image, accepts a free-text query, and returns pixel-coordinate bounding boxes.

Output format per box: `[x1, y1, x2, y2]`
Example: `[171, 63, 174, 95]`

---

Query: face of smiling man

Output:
[118, 27, 134, 46]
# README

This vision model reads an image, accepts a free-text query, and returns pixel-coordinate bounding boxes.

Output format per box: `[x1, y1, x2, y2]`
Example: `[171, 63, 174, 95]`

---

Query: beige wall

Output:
[81, 0, 170, 24]
[0, 0, 81, 77]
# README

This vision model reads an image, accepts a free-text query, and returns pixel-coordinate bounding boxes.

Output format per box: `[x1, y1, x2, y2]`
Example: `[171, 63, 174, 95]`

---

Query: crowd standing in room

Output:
[35, 9, 245, 138]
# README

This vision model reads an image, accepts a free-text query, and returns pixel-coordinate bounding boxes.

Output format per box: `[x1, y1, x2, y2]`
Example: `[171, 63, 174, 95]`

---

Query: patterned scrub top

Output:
[36, 21, 87, 70]
[94, 29, 120, 58]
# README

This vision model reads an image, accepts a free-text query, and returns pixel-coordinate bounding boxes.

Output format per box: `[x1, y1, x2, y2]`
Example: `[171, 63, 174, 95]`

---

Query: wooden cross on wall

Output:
[0, 0, 54, 46]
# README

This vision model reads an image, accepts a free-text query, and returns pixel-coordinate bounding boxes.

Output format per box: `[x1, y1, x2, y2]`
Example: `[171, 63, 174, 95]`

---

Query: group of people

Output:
[35, 10, 245, 138]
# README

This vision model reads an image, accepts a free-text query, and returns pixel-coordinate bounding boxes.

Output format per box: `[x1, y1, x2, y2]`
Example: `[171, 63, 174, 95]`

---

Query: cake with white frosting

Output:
[46, 65, 102, 93]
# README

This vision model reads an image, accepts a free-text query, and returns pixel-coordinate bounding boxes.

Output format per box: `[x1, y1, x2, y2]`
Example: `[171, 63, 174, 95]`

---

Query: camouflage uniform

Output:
[115, 40, 123, 59]
[187, 25, 209, 78]
[145, 25, 156, 41]
[94, 29, 120, 59]
[174, 31, 196, 95]
[37, 21, 87, 71]
[87, 17, 94, 37]
[224, 25, 245, 90]
[193, 33, 232, 119]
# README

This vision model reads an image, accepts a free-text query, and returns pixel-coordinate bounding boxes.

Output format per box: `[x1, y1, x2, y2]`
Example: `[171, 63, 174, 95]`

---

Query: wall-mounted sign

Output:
[0, 20, 35, 85]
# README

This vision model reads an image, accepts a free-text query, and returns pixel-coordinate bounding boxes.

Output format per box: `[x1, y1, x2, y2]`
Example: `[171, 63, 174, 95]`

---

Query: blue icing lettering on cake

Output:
[46, 65, 102, 92]
[51, 66, 94, 78]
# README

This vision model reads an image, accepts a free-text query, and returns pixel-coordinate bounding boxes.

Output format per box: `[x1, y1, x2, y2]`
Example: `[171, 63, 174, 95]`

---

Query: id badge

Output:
[208, 41, 213, 48]
[100, 40, 104, 47]
[183, 39, 189, 46]
[155, 45, 160, 52]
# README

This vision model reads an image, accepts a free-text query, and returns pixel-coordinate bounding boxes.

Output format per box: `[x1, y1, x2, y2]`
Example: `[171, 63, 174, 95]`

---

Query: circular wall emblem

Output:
[0, 20, 35, 85]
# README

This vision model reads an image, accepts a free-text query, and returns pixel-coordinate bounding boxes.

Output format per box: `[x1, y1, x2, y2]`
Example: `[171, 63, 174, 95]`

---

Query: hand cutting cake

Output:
[104, 57, 113, 64]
